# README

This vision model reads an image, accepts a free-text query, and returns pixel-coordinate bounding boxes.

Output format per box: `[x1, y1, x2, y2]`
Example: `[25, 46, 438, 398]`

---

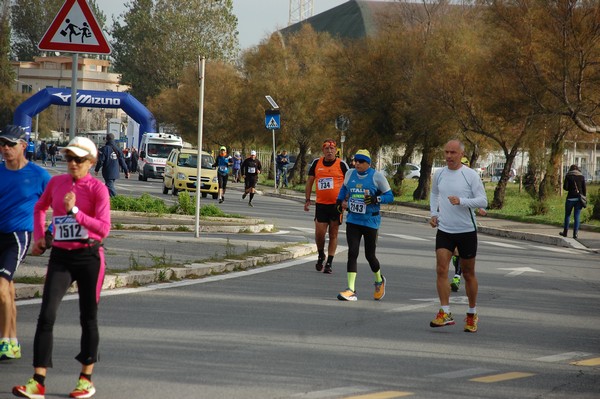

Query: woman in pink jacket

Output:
[14, 137, 110, 399]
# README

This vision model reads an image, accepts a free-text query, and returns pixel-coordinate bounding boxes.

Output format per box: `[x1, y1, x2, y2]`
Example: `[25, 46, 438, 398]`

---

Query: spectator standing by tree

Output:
[276, 149, 289, 188]
[560, 164, 586, 239]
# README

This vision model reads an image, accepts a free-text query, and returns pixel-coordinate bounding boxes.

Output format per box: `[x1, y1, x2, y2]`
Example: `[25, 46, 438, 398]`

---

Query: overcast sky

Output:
[96, 0, 349, 49]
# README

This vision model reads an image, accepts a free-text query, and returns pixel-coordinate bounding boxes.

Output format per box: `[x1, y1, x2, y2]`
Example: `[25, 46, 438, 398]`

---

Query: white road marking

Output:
[480, 240, 524, 249]
[291, 386, 371, 398]
[385, 233, 429, 241]
[386, 303, 432, 313]
[431, 368, 496, 379]
[530, 245, 578, 254]
[410, 296, 469, 305]
[534, 352, 592, 362]
[498, 267, 544, 277]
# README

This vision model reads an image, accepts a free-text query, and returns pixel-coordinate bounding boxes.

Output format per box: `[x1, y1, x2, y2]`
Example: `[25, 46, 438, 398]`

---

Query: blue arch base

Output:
[13, 88, 156, 144]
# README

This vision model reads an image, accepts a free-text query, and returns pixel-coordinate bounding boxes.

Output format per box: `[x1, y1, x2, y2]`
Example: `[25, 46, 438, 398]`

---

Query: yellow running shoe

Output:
[464, 313, 478, 333]
[69, 376, 95, 398]
[13, 378, 45, 399]
[337, 288, 357, 301]
[11, 342, 22, 359]
[430, 309, 455, 327]
[373, 275, 386, 300]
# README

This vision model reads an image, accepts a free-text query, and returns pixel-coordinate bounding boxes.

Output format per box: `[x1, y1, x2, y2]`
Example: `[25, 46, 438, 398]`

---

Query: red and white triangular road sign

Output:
[38, 0, 111, 54]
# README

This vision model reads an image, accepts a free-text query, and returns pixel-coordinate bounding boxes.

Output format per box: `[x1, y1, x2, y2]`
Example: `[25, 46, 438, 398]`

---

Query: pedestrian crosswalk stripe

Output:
[530, 245, 578, 254]
[342, 391, 413, 399]
[480, 240, 524, 249]
[385, 233, 428, 241]
[534, 352, 592, 362]
[571, 357, 600, 366]
[431, 367, 496, 379]
[470, 372, 535, 383]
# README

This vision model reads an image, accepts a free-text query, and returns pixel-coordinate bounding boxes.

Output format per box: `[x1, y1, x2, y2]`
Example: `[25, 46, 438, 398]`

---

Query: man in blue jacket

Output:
[94, 134, 129, 197]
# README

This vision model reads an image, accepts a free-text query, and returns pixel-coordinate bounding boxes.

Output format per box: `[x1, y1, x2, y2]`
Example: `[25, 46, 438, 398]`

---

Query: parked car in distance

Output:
[162, 148, 218, 199]
[382, 162, 421, 179]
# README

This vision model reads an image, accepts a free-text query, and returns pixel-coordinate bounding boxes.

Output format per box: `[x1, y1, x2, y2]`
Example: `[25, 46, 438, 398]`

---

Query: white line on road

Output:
[534, 352, 592, 362]
[430, 368, 496, 379]
[530, 245, 578, 254]
[480, 240, 524, 249]
[498, 267, 544, 277]
[386, 303, 432, 313]
[291, 386, 371, 398]
[384, 233, 429, 241]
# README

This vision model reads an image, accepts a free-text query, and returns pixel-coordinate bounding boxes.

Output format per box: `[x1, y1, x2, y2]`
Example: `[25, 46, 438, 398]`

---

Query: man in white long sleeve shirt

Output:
[429, 140, 488, 333]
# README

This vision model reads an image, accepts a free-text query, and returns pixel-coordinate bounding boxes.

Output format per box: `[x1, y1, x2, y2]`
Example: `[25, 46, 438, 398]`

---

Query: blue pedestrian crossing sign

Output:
[265, 109, 281, 130]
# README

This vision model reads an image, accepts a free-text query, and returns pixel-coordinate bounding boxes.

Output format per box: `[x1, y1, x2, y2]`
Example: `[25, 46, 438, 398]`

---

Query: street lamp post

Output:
[335, 115, 350, 160]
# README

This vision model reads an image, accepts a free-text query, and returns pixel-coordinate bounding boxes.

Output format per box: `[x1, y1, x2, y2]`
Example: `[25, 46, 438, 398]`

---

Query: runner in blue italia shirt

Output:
[0, 126, 50, 361]
[336, 149, 394, 302]
[213, 146, 232, 203]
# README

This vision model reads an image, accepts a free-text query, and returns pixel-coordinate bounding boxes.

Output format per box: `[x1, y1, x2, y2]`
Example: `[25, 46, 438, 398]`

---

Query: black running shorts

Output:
[435, 229, 478, 259]
[314, 203, 342, 225]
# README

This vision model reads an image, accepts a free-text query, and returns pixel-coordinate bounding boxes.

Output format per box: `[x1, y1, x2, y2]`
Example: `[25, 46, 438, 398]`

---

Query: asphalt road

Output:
[3, 170, 599, 398]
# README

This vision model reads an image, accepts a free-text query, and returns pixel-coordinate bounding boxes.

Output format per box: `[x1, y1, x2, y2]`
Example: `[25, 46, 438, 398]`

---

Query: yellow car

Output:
[163, 148, 219, 199]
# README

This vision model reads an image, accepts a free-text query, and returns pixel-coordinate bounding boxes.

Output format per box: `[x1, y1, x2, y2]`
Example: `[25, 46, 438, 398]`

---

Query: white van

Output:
[137, 133, 183, 181]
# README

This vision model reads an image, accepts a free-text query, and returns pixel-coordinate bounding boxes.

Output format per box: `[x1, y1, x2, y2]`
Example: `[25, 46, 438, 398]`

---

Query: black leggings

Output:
[34, 245, 104, 368]
[345, 222, 380, 274]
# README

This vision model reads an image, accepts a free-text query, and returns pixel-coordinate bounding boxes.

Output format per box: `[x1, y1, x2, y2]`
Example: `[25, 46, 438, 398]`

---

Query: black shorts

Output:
[314, 203, 342, 225]
[218, 173, 229, 189]
[245, 175, 258, 189]
[0, 231, 31, 281]
[435, 230, 478, 259]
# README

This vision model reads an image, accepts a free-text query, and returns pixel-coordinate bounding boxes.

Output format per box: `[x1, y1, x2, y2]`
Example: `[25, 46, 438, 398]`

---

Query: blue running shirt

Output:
[0, 162, 51, 232]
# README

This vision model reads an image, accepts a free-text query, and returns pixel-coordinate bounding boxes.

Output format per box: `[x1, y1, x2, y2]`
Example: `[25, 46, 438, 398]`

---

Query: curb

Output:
[15, 244, 316, 300]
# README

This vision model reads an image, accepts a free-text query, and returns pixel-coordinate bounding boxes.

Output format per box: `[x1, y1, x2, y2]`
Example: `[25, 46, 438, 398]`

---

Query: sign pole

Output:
[272, 128, 278, 194]
[264, 96, 281, 193]
[69, 53, 78, 140]
[195, 56, 206, 238]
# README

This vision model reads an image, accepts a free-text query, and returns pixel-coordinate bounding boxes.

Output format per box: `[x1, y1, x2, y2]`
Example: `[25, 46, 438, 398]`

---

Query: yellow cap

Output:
[461, 157, 470, 167]
[354, 149, 371, 164]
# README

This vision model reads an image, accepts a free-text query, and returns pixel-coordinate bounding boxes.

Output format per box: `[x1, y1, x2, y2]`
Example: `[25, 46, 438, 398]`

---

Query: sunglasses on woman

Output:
[354, 159, 368, 164]
[65, 155, 88, 164]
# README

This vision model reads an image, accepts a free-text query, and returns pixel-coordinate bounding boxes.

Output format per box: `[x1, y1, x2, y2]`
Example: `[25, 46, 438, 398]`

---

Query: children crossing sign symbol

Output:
[38, 0, 111, 54]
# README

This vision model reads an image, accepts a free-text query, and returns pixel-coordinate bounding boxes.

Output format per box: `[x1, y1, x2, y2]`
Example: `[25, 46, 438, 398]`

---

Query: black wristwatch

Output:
[68, 206, 79, 216]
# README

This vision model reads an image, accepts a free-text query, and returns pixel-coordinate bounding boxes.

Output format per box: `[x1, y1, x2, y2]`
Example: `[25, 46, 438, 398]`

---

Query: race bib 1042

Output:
[53, 215, 89, 241]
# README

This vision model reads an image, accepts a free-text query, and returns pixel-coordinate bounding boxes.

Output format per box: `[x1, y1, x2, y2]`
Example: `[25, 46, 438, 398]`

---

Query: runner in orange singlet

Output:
[304, 139, 349, 274]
